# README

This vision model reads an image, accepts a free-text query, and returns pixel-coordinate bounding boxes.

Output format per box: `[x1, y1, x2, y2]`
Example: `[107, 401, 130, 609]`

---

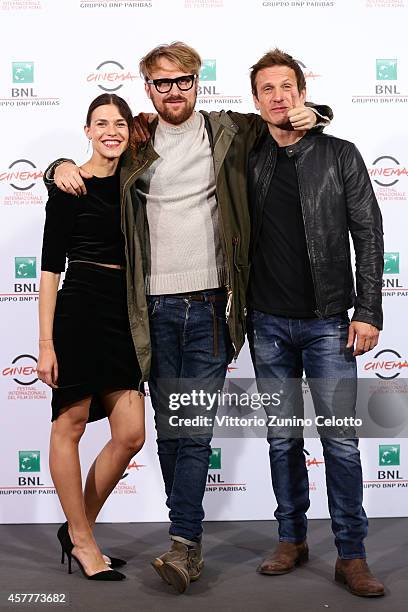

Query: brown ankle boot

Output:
[151, 540, 203, 594]
[335, 558, 385, 597]
[257, 541, 309, 575]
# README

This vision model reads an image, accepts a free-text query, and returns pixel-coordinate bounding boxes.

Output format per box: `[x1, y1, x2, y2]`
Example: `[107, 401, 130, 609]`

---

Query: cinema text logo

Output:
[197, 59, 242, 107]
[80, 1, 153, 9]
[114, 458, 146, 495]
[369, 155, 407, 202]
[297, 60, 322, 80]
[2, 353, 46, 401]
[304, 448, 324, 491]
[206, 448, 247, 493]
[352, 59, 408, 104]
[0, 159, 44, 206]
[363, 349, 408, 380]
[304, 448, 324, 470]
[1, 159, 43, 191]
[2, 354, 38, 386]
[382, 252, 407, 297]
[1, 1, 42, 11]
[86, 60, 138, 92]
[0, 61, 61, 108]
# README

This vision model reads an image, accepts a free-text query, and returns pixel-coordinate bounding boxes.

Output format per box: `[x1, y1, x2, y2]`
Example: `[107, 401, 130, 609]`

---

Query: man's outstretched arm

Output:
[43, 158, 93, 196]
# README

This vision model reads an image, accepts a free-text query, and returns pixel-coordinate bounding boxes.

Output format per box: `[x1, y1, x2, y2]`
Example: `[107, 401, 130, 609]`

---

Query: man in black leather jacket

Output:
[246, 49, 385, 598]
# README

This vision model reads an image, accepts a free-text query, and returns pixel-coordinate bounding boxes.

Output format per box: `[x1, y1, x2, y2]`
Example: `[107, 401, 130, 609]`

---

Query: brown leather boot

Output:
[151, 540, 204, 594]
[257, 541, 309, 575]
[335, 558, 385, 597]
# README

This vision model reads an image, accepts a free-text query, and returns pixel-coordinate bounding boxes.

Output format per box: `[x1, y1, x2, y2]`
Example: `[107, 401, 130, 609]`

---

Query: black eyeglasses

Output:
[146, 74, 197, 94]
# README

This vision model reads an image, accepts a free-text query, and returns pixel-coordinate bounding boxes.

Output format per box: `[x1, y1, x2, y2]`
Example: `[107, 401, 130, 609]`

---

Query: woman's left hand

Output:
[37, 342, 59, 388]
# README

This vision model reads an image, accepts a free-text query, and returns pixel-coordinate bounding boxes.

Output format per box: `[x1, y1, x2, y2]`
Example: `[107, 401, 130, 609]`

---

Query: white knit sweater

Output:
[136, 112, 227, 295]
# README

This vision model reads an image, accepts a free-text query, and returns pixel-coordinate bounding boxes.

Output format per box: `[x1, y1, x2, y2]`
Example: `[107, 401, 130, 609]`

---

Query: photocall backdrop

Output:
[0, 0, 407, 524]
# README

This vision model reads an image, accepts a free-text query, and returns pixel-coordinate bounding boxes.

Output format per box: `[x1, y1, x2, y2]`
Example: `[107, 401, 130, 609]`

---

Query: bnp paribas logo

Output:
[376, 59, 397, 81]
[12, 62, 34, 84]
[19, 451, 40, 472]
[15, 257, 36, 278]
[200, 60, 216, 81]
[379, 445, 400, 466]
[383, 252, 399, 274]
[209, 447, 221, 469]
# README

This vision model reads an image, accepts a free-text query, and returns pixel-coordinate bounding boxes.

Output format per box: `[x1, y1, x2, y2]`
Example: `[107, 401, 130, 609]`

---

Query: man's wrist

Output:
[44, 158, 74, 184]
[309, 106, 330, 127]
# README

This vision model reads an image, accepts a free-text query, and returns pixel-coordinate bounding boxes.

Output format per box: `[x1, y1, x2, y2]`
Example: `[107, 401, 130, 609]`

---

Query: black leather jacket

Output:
[248, 130, 384, 329]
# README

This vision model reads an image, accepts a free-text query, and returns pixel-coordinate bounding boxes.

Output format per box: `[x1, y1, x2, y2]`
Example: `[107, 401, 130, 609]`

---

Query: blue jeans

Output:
[148, 290, 232, 542]
[247, 311, 368, 559]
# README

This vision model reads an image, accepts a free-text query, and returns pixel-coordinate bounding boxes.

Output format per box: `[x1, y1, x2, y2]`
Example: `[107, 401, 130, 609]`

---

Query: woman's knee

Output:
[52, 413, 88, 442]
[113, 431, 145, 456]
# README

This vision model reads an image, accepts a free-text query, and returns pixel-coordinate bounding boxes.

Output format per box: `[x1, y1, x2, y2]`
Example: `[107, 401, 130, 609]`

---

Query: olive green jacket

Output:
[120, 110, 265, 383]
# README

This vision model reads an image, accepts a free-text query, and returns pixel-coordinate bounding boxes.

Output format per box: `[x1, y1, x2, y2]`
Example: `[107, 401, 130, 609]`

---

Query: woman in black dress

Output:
[38, 94, 144, 581]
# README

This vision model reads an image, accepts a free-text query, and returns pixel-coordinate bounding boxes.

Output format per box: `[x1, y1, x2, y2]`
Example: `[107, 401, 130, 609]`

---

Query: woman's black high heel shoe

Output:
[57, 522, 126, 568]
[57, 523, 126, 581]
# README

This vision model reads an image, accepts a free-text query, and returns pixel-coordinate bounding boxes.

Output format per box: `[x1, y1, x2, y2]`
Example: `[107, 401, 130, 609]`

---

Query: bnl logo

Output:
[378, 445, 403, 481]
[18, 450, 44, 486]
[19, 451, 40, 472]
[376, 59, 397, 81]
[198, 60, 219, 97]
[376, 59, 399, 95]
[200, 60, 216, 81]
[379, 445, 400, 466]
[12, 62, 34, 84]
[15, 257, 37, 279]
[383, 252, 399, 274]
[209, 447, 221, 469]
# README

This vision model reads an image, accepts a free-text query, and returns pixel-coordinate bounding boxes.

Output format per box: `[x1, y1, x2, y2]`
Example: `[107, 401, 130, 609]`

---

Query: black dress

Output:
[41, 173, 143, 422]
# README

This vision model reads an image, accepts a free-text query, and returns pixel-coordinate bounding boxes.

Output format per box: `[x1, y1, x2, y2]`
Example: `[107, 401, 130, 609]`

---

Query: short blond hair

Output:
[139, 41, 202, 80]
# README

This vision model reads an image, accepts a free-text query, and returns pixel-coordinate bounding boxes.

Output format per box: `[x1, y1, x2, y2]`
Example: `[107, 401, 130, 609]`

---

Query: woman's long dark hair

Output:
[86, 93, 136, 158]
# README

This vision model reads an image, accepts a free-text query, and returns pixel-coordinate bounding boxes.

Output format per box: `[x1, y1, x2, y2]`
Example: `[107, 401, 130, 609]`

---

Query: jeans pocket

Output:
[147, 297, 160, 318]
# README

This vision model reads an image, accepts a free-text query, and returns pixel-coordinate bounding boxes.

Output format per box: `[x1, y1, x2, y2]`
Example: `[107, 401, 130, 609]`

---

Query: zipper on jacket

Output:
[121, 159, 150, 207]
[207, 122, 233, 323]
[294, 159, 323, 318]
[213, 127, 225, 151]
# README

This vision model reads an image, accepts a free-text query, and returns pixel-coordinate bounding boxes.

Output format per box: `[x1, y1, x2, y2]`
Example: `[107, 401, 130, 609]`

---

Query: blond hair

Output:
[139, 41, 202, 80]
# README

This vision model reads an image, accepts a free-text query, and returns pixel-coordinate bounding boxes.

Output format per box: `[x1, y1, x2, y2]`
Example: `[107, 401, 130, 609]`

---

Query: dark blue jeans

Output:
[148, 290, 231, 542]
[247, 311, 368, 559]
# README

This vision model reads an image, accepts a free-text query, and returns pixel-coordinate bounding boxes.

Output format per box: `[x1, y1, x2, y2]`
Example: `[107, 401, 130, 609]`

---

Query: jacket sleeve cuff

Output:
[351, 310, 383, 331]
[43, 158, 75, 189]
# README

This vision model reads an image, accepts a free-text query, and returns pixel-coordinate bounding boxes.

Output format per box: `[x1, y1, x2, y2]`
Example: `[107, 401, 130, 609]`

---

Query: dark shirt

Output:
[249, 145, 316, 317]
[41, 173, 126, 272]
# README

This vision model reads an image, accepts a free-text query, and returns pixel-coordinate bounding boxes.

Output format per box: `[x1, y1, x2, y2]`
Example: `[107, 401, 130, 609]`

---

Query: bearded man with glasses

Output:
[44, 41, 331, 595]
